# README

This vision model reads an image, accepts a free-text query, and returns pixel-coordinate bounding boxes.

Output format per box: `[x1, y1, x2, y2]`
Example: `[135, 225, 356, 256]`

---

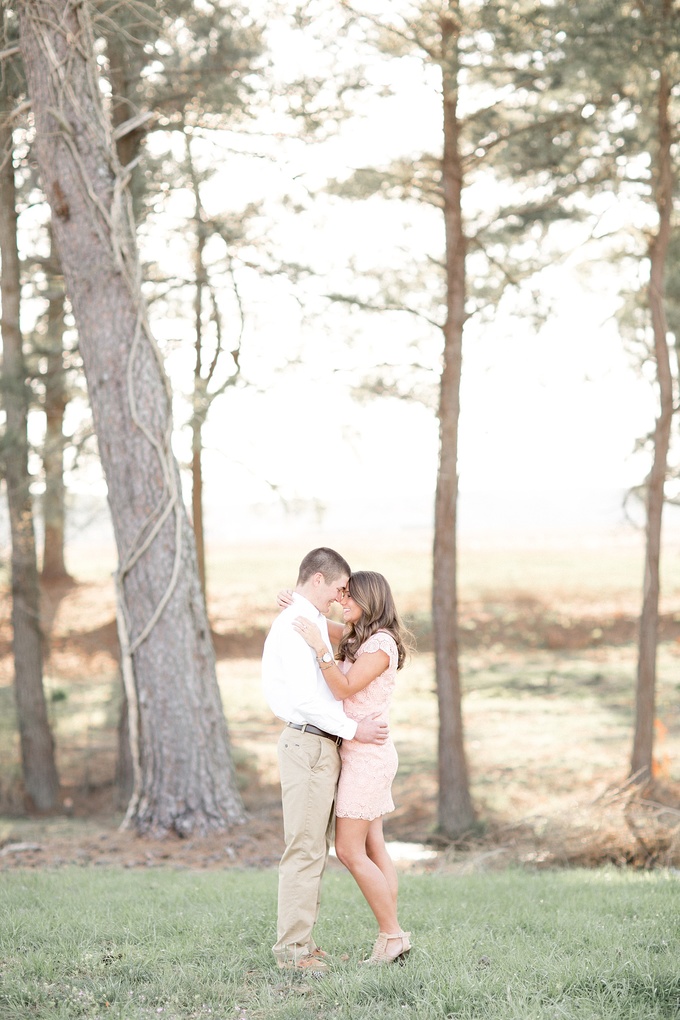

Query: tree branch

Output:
[324, 290, 443, 330]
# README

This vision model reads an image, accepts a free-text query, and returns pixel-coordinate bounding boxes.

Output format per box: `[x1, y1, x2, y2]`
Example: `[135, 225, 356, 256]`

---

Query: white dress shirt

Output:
[262, 593, 358, 740]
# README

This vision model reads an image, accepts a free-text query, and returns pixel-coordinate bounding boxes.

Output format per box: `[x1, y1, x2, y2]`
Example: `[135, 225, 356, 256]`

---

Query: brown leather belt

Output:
[287, 722, 342, 746]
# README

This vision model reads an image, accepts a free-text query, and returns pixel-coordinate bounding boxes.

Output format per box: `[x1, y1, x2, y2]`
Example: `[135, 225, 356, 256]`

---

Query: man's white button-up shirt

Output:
[261, 593, 358, 740]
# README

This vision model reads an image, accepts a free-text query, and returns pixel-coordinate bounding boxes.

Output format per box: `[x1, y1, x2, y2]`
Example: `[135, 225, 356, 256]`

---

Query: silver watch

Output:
[318, 651, 332, 664]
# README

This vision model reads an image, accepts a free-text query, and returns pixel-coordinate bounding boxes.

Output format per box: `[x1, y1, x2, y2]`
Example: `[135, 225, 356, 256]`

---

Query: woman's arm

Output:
[292, 617, 388, 699]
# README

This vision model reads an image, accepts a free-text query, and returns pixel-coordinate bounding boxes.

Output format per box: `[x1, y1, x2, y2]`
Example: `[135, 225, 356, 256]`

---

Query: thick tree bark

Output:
[433, 3, 475, 838]
[17, 0, 245, 835]
[631, 62, 675, 780]
[0, 41, 60, 810]
[41, 231, 70, 582]
[105, 17, 152, 803]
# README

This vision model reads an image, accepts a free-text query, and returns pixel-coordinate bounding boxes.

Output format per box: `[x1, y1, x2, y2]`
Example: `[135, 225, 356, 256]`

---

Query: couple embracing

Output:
[261, 546, 412, 972]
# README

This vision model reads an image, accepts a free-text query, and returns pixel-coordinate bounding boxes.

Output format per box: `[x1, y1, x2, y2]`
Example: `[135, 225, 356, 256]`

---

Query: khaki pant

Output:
[273, 726, 341, 962]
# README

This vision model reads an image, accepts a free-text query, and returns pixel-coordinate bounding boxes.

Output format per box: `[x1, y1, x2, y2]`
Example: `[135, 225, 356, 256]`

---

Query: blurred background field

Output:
[2, 528, 680, 869]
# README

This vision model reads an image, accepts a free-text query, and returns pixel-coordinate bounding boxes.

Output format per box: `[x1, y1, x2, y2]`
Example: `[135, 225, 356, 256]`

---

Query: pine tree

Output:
[0, 8, 60, 809]
[322, 0, 612, 836]
[16, 0, 246, 835]
[554, 0, 680, 780]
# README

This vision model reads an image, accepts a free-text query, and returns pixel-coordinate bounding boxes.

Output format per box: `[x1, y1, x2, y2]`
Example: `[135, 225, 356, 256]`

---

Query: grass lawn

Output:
[1, 866, 679, 1020]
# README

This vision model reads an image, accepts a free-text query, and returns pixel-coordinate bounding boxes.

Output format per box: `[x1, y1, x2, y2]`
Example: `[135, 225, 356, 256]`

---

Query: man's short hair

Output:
[297, 547, 351, 585]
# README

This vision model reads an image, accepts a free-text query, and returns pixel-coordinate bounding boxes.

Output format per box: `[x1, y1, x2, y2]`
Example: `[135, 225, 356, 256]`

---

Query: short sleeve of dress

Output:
[361, 632, 398, 665]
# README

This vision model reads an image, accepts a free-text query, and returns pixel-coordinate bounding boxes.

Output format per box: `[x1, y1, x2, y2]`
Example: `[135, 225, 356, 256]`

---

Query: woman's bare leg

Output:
[335, 816, 400, 932]
[366, 817, 398, 914]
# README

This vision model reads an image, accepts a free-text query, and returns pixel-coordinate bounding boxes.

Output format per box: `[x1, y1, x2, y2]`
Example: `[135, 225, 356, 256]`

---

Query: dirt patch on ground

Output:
[0, 803, 285, 874]
[3, 778, 680, 875]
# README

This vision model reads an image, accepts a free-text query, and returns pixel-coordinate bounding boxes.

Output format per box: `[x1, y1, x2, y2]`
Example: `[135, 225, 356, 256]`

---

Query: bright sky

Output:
[193, 261, 655, 545]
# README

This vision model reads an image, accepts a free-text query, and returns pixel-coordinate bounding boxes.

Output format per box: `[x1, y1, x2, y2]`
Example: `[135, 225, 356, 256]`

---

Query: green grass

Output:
[1, 867, 679, 1019]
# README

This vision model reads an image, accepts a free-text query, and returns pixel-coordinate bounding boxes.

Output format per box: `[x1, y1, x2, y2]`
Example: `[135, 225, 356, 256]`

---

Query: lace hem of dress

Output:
[336, 805, 394, 820]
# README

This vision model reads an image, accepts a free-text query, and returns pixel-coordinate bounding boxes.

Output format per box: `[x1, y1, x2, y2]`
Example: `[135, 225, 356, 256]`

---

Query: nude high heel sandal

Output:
[364, 931, 412, 965]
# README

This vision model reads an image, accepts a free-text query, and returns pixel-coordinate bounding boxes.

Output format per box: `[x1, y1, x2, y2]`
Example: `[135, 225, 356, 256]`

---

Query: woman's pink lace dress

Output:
[336, 631, 399, 820]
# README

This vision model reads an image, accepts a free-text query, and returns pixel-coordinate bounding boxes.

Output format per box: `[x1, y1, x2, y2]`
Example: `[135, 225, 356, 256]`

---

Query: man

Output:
[262, 547, 389, 972]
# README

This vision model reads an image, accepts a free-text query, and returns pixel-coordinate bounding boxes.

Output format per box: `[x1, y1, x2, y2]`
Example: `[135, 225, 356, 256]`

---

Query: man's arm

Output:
[326, 619, 345, 647]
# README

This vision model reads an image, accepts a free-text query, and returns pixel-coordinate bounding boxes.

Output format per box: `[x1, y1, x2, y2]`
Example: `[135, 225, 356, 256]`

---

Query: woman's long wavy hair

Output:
[337, 570, 412, 671]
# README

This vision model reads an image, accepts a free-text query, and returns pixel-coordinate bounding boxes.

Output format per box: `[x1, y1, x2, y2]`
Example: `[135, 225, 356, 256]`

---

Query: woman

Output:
[286, 570, 412, 965]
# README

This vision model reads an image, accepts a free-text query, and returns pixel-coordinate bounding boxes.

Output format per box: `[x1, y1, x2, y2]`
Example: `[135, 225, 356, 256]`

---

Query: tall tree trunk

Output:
[105, 14, 151, 805]
[105, 24, 149, 220]
[41, 229, 70, 582]
[192, 417, 206, 597]
[631, 62, 675, 780]
[192, 201, 208, 597]
[115, 676, 134, 808]
[433, 3, 475, 838]
[0, 37, 60, 810]
[17, 0, 245, 835]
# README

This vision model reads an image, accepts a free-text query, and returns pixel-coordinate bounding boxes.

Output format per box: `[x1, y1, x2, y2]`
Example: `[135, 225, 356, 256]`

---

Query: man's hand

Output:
[354, 711, 389, 745]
